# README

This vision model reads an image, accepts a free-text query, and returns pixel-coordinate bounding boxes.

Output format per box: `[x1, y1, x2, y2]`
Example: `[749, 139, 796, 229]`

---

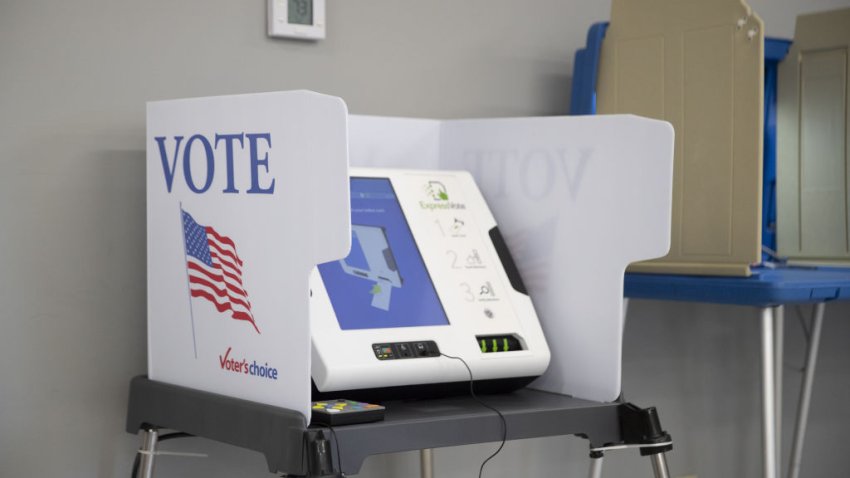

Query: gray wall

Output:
[2, 0, 849, 477]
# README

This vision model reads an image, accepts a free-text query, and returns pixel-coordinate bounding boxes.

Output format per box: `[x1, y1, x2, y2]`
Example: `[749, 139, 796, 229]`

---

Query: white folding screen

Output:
[349, 114, 674, 401]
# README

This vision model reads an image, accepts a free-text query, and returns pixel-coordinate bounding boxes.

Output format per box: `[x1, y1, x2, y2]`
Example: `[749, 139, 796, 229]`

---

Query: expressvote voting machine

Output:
[310, 168, 551, 399]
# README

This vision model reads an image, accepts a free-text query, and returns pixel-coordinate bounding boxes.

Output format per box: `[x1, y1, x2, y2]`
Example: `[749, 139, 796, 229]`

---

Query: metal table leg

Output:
[137, 428, 159, 478]
[787, 303, 825, 478]
[774, 306, 784, 478]
[420, 448, 434, 478]
[650, 452, 671, 478]
[587, 451, 603, 478]
[761, 307, 778, 478]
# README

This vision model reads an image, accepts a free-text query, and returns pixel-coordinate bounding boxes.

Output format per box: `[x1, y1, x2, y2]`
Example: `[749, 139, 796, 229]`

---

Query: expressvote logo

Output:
[426, 180, 449, 201]
[420, 180, 466, 211]
[219, 346, 279, 381]
[154, 133, 276, 195]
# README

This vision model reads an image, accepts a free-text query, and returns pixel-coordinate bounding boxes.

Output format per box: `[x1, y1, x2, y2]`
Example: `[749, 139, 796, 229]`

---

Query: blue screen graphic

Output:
[318, 178, 449, 330]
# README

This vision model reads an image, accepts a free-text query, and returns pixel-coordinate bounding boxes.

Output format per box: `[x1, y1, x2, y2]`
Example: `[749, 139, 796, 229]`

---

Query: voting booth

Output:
[593, 0, 765, 277]
[131, 91, 676, 477]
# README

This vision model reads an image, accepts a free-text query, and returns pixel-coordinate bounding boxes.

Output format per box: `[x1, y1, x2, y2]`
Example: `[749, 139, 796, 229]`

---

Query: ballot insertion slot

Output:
[476, 334, 524, 353]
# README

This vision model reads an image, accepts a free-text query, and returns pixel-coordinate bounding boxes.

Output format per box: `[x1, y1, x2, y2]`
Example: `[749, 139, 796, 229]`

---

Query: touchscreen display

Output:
[318, 178, 449, 330]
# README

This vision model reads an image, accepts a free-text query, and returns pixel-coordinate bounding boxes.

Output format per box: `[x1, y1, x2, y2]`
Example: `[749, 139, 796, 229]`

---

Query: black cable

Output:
[326, 425, 345, 477]
[131, 431, 194, 478]
[441, 353, 507, 478]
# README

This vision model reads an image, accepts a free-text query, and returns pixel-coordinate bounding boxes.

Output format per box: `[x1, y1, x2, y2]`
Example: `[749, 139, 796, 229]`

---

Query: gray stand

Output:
[127, 376, 673, 477]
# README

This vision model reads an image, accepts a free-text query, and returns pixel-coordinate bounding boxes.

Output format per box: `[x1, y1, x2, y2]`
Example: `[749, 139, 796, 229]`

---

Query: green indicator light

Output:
[480, 340, 487, 353]
[491, 339, 497, 353]
[503, 338, 509, 351]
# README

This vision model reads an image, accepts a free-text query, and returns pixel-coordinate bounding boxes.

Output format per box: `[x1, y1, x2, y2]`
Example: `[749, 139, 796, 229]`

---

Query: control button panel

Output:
[373, 340, 440, 360]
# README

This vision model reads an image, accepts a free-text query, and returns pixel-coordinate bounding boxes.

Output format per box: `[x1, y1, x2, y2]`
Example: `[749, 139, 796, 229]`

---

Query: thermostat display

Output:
[268, 0, 325, 40]
[288, 0, 312, 25]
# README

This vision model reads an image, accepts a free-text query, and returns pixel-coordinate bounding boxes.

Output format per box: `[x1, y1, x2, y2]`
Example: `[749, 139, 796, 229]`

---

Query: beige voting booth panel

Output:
[597, 0, 764, 276]
[777, 8, 850, 265]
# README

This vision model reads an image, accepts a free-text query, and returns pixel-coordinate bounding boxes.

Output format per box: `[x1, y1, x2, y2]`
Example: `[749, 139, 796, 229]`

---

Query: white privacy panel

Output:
[147, 91, 350, 421]
[348, 115, 441, 169]
[349, 114, 674, 402]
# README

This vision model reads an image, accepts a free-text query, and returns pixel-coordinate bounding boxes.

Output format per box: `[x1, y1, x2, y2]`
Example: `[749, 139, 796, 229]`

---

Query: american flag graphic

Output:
[181, 208, 259, 334]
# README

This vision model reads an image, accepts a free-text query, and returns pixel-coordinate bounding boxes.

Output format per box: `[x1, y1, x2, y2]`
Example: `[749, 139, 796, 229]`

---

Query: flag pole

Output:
[179, 202, 198, 359]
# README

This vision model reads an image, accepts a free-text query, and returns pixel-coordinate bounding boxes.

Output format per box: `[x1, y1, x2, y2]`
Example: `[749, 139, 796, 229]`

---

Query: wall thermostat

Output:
[268, 0, 326, 40]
